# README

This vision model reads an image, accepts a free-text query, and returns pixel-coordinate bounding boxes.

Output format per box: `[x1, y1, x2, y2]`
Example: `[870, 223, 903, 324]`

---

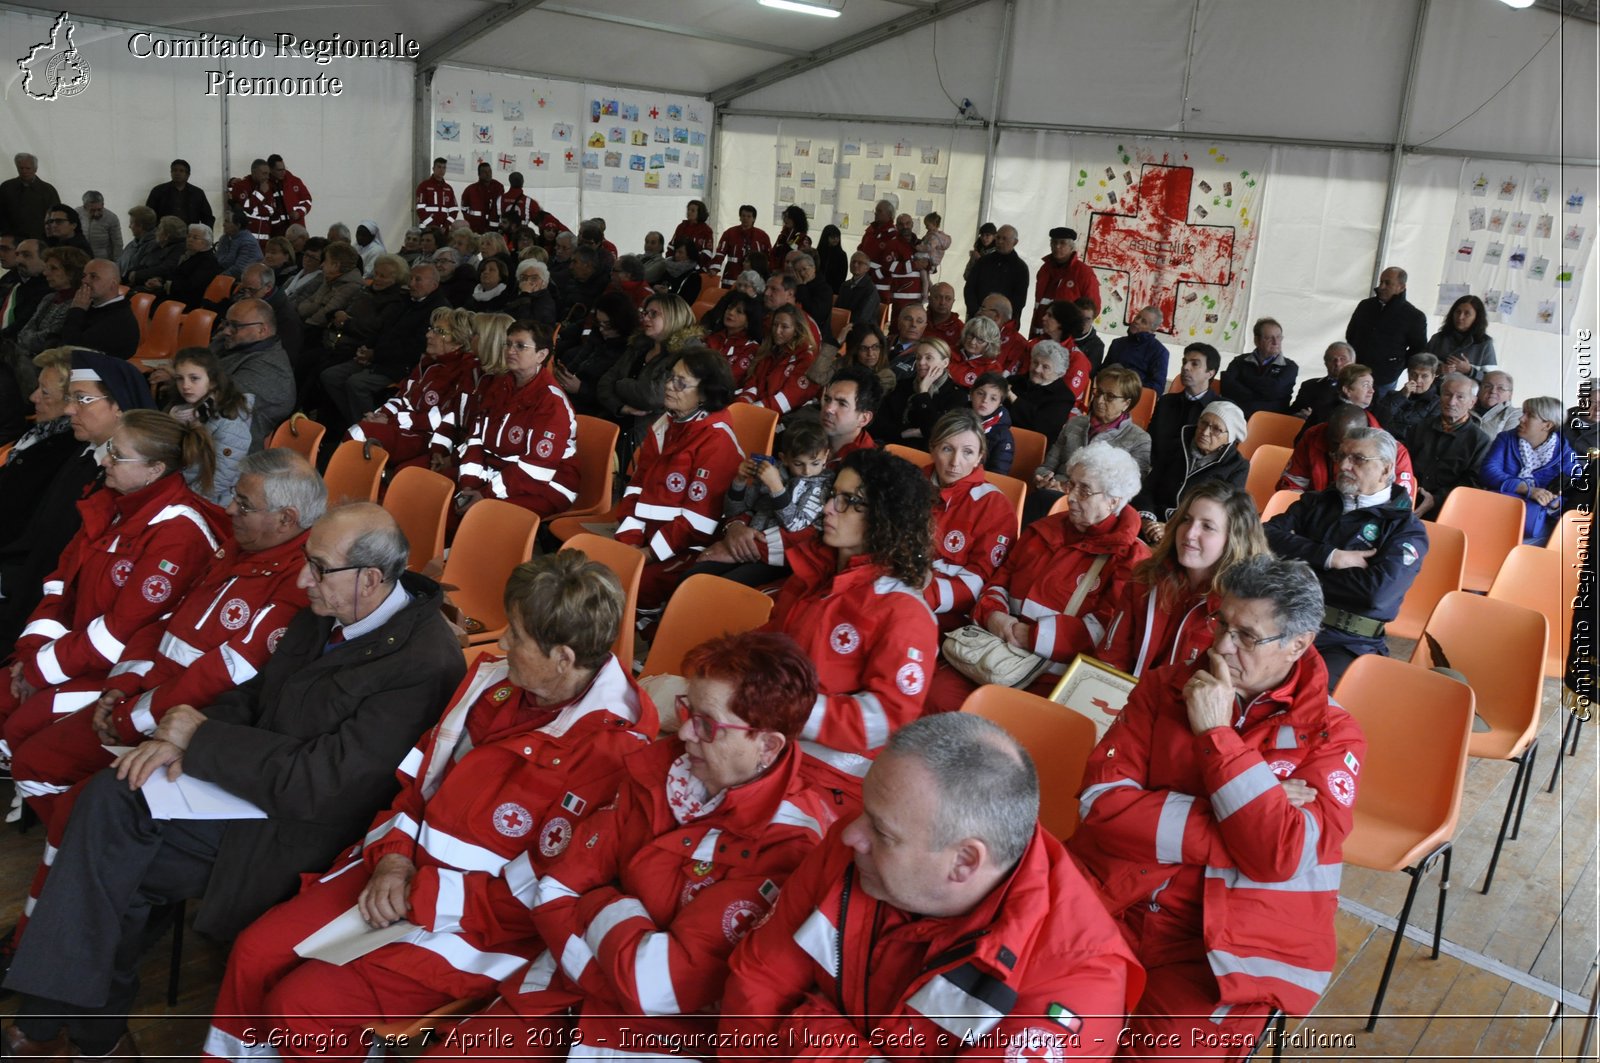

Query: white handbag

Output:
[941, 555, 1109, 688]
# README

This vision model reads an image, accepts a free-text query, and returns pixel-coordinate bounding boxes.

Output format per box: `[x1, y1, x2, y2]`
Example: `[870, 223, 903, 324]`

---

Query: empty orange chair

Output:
[884, 443, 932, 469]
[266, 414, 326, 465]
[548, 415, 619, 523]
[322, 440, 388, 504]
[1010, 427, 1048, 478]
[133, 300, 184, 365]
[1129, 387, 1156, 430]
[1488, 544, 1567, 678]
[639, 574, 775, 678]
[441, 500, 540, 645]
[1259, 489, 1300, 522]
[382, 466, 454, 573]
[203, 274, 235, 304]
[175, 309, 216, 352]
[1388, 520, 1465, 640]
[727, 402, 778, 458]
[1435, 486, 1525, 592]
[1244, 444, 1292, 513]
[1334, 655, 1475, 1031]
[960, 684, 1098, 840]
[561, 532, 644, 668]
[829, 307, 851, 344]
[984, 470, 1028, 535]
[1411, 591, 1547, 893]
[1239, 411, 1303, 460]
[128, 292, 155, 335]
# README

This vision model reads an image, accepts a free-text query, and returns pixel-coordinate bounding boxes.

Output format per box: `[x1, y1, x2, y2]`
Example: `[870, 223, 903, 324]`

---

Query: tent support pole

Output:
[977, 0, 1014, 226]
[413, 65, 433, 197]
[1374, 0, 1432, 285]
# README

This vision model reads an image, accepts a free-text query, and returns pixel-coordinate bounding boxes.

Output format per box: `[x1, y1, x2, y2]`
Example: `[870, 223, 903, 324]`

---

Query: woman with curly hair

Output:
[598, 292, 702, 450]
[764, 448, 939, 797]
[734, 303, 819, 414]
[701, 289, 764, 387]
[1099, 479, 1267, 677]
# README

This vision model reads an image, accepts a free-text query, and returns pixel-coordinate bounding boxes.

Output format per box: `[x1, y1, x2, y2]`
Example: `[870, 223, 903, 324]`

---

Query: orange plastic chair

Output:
[382, 466, 454, 573]
[727, 403, 778, 458]
[1129, 387, 1156, 430]
[1544, 507, 1590, 558]
[322, 440, 389, 504]
[884, 443, 932, 469]
[959, 684, 1099, 840]
[175, 309, 216, 352]
[1540, 508, 1590, 791]
[128, 292, 155, 335]
[1435, 486, 1525, 592]
[202, 274, 235, 304]
[1047, 493, 1072, 518]
[1410, 591, 1547, 893]
[441, 499, 540, 646]
[1244, 444, 1292, 513]
[639, 574, 775, 678]
[1258, 489, 1300, 522]
[1488, 545, 1567, 678]
[691, 293, 722, 322]
[1388, 521, 1465, 640]
[984, 470, 1028, 535]
[829, 307, 851, 344]
[1334, 655, 1475, 1031]
[1010, 427, 1048, 477]
[133, 300, 184, 364]
[0, 442, 14, 466]
[1164, 375, 1221, 395]
[561, 533, 644, 667]
[266, 413, 327, 465]
[546, 415, 620, 524]
[1239, 411, 1304, 460]
[367, 996, 486, 1051]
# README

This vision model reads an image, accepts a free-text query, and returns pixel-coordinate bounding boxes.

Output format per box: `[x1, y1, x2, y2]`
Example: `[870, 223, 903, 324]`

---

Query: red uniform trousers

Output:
[419, 1003, 573, 1059]
[9, 689, 113, 829]
[1120, 959, 1274, 1061]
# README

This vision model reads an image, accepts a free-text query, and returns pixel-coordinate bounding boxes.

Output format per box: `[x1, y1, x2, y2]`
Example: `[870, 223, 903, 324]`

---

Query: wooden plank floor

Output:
[0, 667, 1592, 1060]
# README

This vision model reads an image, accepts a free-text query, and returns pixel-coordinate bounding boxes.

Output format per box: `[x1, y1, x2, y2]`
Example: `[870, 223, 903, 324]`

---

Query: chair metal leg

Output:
[1431, 845, 1452, 959]
[1511, 740, 1538, 840]
[167, 899, 186, 1007]
[1367, 863, 1427, 1031]
[1271, 1010, 1285, 1060]
[1547, 712, 1586, 793]
[1482, 747, 1533, 894]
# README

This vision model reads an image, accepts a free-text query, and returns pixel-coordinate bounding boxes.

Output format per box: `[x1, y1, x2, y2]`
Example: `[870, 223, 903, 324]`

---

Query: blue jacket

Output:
[1220, 350, 1299, 419]
[1104, 331, 1168, 392]
[980, 404, 1015, 475]
[1480, 429, 1584, 541]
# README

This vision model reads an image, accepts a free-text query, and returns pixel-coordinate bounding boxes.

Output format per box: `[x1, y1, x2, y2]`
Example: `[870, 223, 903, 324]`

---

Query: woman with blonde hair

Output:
[350, 306, 481, 470]
[598, 293, 703, 448]
[734, 303, 818, 414]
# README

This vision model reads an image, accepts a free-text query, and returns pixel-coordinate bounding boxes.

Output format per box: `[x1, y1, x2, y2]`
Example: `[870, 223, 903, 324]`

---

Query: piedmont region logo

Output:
[19, 12, 92, 101]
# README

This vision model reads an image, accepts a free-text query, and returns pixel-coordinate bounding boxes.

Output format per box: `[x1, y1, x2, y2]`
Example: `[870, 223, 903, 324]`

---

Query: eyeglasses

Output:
[854, 341, 882, 353]
[231, 491, 282, 516]
[826, 489, 869, 514]
[1333, 451, 1380, 467]
[1205, 612, 1286, 652]
[664, 375, 699, 392]
[219, 319, 265, 332]
[68, 392, 108, 407]
[104, 439, 152, 464]
[44, 217, 69, 226]
[1061, 478, 1106, 501]
[640, 309, 664, 320]
[425, 325, 449, 336]
[506, 341, 543, 352]
[302, 552, 369, 582]
[675, 695, 760, 744]
[1195, 420, 1228, 436]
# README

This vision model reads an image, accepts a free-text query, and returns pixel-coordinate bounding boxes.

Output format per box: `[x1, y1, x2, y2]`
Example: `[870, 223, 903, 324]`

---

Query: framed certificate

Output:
[1049, 654, 1138, 741]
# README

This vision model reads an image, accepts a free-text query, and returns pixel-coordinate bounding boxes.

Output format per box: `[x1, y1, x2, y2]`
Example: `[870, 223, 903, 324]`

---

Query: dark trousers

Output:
[1315, 631, 1387, 690]
[6, 769, 224, 1054]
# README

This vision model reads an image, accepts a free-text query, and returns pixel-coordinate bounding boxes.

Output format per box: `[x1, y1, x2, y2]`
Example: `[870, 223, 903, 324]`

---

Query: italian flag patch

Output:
[158, 560, 180, 574]
[1047, 1002, 1082, 1034]
[561, 791, 586, 815]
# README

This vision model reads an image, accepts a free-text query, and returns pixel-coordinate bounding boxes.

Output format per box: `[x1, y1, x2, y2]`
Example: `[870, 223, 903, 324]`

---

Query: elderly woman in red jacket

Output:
[452, 319, 580, 522]
[928, 440, 1150, 712]
[922, 409, 1016, 633]
[203, 550, 658, 1062]
[416, 630, 835, 1058]
[349, 307, 481, 469]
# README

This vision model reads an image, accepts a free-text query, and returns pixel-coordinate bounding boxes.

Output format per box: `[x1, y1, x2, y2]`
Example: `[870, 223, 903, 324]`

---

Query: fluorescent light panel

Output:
[759, 0, 844, 17]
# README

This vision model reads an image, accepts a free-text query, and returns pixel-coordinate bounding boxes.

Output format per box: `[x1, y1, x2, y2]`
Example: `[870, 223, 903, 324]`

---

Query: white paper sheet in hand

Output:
[294, 905, 417, 966]
[140, 771, 268, 821]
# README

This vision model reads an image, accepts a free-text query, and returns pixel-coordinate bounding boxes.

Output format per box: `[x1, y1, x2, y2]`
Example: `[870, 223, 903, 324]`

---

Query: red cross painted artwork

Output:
[1083, 163, 1237, 333]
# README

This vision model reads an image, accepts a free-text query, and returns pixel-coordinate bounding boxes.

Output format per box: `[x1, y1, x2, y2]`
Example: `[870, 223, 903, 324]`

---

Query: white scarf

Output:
[664, 752, 726, 824]
[471, 282, 507, 303]
[1516, 432, 1559, 481]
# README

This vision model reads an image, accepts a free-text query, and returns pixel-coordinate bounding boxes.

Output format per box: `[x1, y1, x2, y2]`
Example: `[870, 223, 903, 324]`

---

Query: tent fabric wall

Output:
[0, 7, 412, 254]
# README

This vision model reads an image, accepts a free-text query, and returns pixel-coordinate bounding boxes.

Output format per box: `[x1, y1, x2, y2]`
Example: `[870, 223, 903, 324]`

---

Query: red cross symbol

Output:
[225, 603, 247, 626]
[650, 107, 660, 119]
[532, 154, 545, 168]
[501, 809, 525, 830]
[564, 150, 574, 162]
[543, 821, 566, 849]
[1083, 163, 1236, 332]
[1090, 696, 1114, 714]
[537, 96, 547, 108]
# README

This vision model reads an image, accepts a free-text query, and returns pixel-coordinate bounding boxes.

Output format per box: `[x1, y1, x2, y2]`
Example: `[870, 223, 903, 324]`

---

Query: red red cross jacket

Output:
[415, 176, 459, 229]
[722, 820, 1143, 1060]
[926, 312, 964, 350]
[669, 220, 715, 259]
[925, 466, 1015, 632]
[460, 180, 505, 234]
[748, 432, 879, 569]
[1030, 253, 1102, 336]
[274, 171, 313, 230]
[1278, 418, 1417, 501]
[971, 507, 1149, 672]
[615, 410, 744, 563]
[949, 345, 1022, 389]
[1070, 651, 1363, 1016]
[349, 351, 483, 467]
[350, 654, 657, 1000]
[494, 739, 833, 1053]
[15, 474, 230, 691]
[227, 177, 275, 243]
[858, 223, 915, 300]
[705, 329, 760, 387]
[456, 366, 580, 517]
[494, 188, 528, 229]
[766, 543, 939, 791]
[712, 225, 772, 279]
[1096, 581, 1218, 679]
[99, 530, 311, 743]
[735, 344, 819, 414]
